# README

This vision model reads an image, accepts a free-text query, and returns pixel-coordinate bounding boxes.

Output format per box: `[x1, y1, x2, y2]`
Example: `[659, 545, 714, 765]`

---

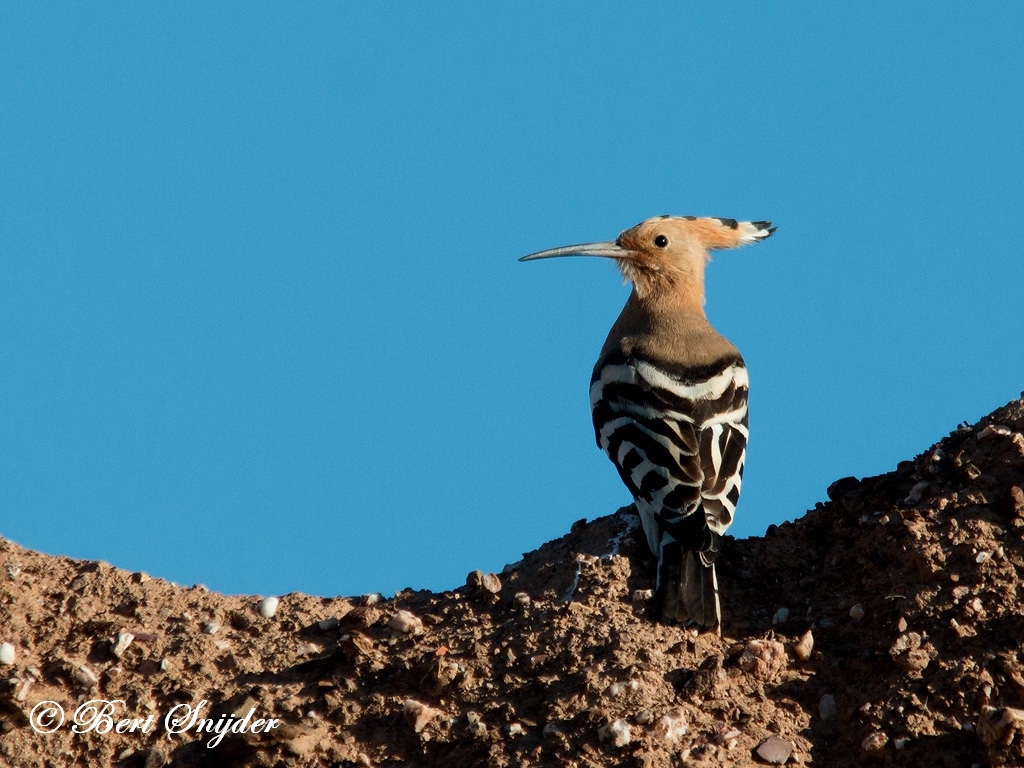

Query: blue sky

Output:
[1, 5, 1022, 599]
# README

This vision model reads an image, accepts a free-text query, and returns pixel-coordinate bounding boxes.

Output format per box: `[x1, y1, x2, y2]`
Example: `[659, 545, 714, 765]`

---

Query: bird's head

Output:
[521, 215, 775, 310]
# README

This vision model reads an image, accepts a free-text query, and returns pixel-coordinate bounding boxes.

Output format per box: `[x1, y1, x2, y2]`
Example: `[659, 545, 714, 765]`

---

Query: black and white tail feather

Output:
[590, 352, 748, 628]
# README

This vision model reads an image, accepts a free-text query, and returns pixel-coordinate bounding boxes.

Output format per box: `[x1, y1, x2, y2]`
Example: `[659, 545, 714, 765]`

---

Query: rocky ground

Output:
[2, 395, 1024, 768]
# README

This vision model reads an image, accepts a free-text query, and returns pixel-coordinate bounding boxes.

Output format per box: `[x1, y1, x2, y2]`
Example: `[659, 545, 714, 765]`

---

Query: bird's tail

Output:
[654, 541, 721, 629]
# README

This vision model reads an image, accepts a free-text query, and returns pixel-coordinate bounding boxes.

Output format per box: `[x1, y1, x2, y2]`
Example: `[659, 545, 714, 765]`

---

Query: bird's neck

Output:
[631, 273, 706, 319]
[620, 260, 706, 314]
[599, 286, 737, 369]
[620, 287, 709, 335]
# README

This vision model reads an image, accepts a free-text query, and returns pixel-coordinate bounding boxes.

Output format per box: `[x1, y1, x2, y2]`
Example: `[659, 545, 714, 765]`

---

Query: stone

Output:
[257, 596, 279, 618]
[598, 718, 631, 748]
[756, 736, 793, 764]
[819, 694, 836, 721]
[651, 708, 688, 742]
[794, 630, 814, 661]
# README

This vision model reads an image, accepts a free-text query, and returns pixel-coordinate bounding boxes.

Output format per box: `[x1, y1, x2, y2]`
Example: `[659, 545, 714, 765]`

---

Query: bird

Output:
[520, 215, 775, 628]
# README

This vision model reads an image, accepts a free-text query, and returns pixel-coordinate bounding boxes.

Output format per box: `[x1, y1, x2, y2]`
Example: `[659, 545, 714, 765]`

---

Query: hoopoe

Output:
[521, 215, 775, 628]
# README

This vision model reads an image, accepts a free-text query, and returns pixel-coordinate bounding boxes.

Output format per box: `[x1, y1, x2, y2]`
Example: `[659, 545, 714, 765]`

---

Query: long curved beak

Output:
[519, 240, 629, 262]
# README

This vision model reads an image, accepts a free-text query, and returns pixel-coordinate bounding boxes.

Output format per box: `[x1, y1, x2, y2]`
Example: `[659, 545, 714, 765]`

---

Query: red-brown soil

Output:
[2, 396, 1024, 767]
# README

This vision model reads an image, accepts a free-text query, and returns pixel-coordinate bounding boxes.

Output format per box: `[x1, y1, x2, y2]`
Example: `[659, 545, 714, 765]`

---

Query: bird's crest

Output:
[622, 216, 775, 252]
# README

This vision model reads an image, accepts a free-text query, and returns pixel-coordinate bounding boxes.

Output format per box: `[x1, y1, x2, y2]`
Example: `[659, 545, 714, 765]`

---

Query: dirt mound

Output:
[2, 395, 1023, 767]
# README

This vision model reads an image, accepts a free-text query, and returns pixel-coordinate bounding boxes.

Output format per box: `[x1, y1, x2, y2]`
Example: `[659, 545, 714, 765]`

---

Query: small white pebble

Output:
[632, 589, 653, 602]
[607, 682, 626, 697]
[975, 551, 990, 564]
[213, 639, 231, 650]
[257, 596, 279, 618]
[598, 718, 631, 748]
[0, 642, 15, 665]
[388, 610, 423, 635]
[112, 631, 134, 658]
[651, 707, 688, 742]
[849, 604, 866, 621]
[773, 607, 790, 624]
[74, 665, 99, 688]
[514, 592, 531, 608]
[894, 737, 910, 750]
[978, 424, 1011, 439]
[635, 709, 654, 725]
[160, 658, 170, 672]
[15, 679, 32, 701]
[507, 722, 525, 737]
[202, 622, 219, 635]
[542, 723, 562, 738]
[361, 593, 382, 606]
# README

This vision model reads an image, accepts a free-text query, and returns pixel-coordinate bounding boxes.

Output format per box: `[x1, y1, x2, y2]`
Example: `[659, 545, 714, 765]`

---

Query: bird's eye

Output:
[654, 235, 669, 248]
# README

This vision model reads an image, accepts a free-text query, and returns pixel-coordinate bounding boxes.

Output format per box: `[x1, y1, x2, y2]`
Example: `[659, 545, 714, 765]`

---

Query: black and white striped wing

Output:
[590, 354, 748, 555]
